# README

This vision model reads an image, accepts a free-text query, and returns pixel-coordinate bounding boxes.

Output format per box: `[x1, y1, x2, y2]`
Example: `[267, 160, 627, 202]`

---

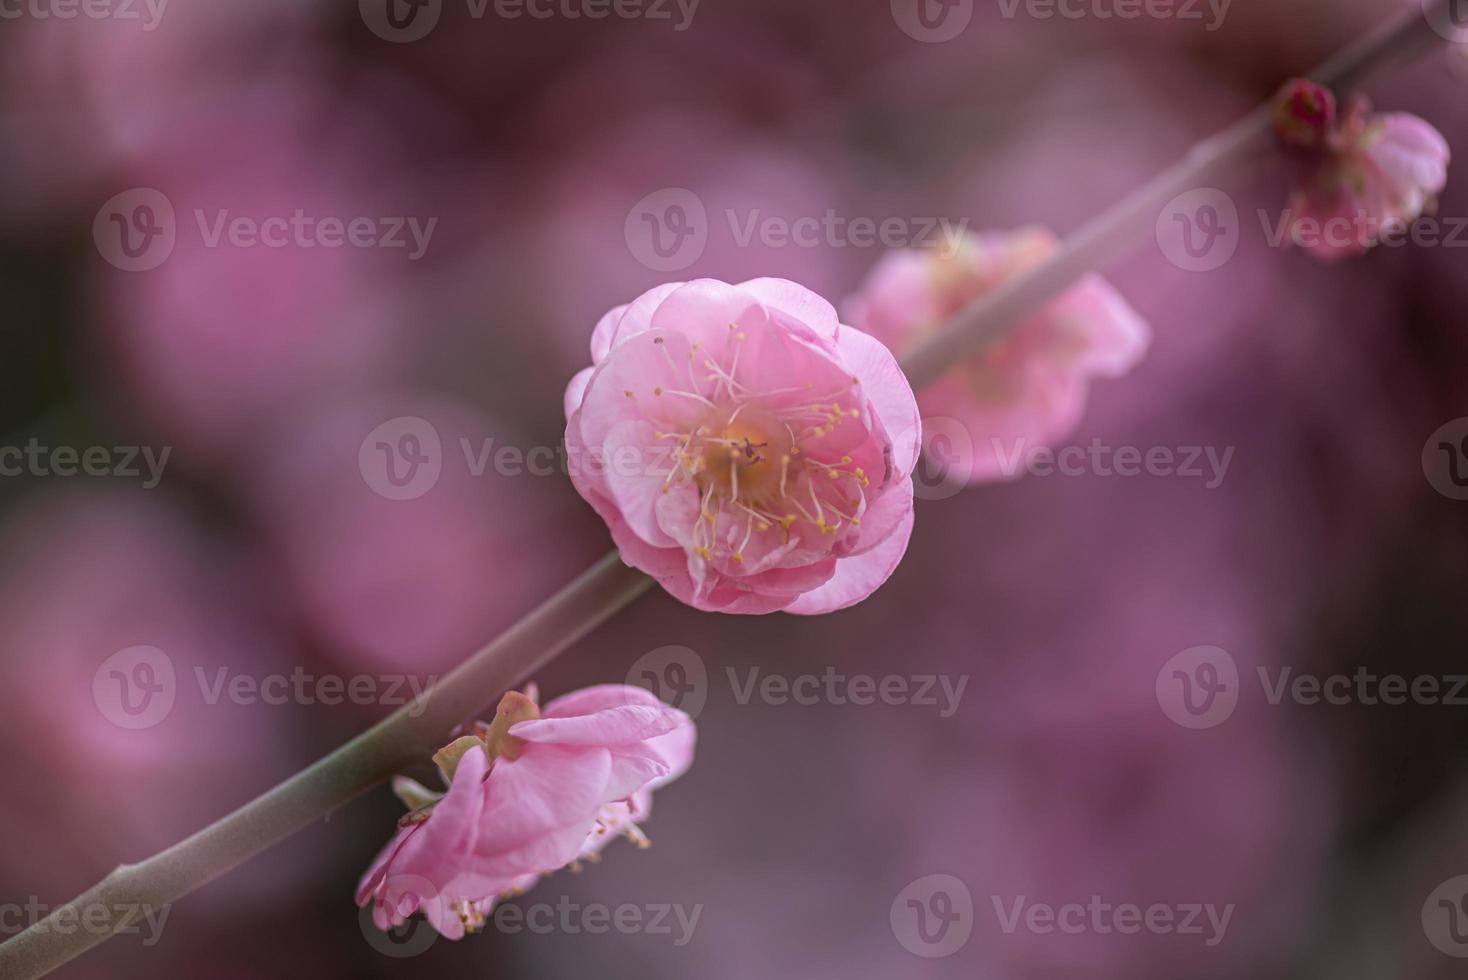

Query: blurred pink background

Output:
[2, 0, 1468, 977]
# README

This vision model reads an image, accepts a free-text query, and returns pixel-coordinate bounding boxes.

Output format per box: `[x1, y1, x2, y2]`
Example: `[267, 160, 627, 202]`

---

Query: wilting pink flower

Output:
[563, 279, 920, 615]
[358, 685, 695, 938]
[844, 229, 1149, 484]
[1274, 79, 1450, 261]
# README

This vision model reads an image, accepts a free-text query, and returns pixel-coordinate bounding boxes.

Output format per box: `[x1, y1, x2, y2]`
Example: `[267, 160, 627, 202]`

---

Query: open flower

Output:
[1273, 79, 1450, 261]
[563, 279, 920, 615]
[357, 685, 695, 939]
[844, 229, 1149, 484]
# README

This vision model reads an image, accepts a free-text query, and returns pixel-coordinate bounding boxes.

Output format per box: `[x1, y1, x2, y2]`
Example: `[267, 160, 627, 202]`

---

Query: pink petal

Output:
[737, 276, 841, 343]
[785, 506, 915, 615]
[839, 315, 922, 479]
[510, 703, 685, 745]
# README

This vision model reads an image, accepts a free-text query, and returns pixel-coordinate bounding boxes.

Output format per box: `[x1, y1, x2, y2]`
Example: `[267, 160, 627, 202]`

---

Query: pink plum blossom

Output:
[562, 279, 921, 615]
[1273, 79, 1451, 261]
[844, 228, 1149, 484]
[358, 685, 695, 938]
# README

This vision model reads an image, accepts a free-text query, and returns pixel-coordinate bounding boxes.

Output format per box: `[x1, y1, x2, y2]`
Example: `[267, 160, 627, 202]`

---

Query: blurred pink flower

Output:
[519, 111, 856, 373]
[564, 278, 920, 614]
[1275, 81, 1450, 261]
[845, 228, 1149, 483]
[0, 489, 298, 900]
[359, 686, 695, 938]
[0, 3, 324, 222]
[244, 392, 603, 676]
[88, 80, 420, 469]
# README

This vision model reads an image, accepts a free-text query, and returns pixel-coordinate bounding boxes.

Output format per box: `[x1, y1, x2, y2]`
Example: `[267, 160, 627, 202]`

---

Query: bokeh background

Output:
[2, 0, 1468, 977]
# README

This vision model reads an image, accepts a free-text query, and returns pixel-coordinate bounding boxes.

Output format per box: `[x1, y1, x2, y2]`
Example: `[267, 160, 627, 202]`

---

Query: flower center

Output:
[631, 329, 874, 565]
[697, 414, 787, 502]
